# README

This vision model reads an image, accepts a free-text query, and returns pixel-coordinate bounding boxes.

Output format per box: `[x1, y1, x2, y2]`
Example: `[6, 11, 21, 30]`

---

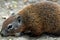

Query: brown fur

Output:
[1, 1, 60, 36]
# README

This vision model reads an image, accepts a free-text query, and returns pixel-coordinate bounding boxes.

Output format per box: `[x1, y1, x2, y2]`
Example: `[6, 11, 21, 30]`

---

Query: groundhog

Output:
[1, 1, 60, 37]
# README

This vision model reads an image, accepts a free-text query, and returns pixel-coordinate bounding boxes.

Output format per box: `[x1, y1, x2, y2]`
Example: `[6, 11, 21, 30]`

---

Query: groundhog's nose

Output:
[0, 32, 4, 37]
[0, 30, 8, 37]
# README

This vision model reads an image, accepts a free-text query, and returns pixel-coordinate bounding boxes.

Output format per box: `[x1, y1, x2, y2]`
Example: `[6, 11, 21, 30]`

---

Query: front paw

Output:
[15, 32, 24, 37]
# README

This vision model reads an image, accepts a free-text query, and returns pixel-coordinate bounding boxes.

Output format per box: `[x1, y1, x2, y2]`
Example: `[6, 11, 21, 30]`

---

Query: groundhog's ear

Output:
[17, 16, 21, 19]
[17, 16, 21, 23]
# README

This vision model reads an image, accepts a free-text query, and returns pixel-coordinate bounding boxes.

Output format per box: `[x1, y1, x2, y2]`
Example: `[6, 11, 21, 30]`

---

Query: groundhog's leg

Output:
[28, 27, 44, 37]
[14, 24, 27, 37]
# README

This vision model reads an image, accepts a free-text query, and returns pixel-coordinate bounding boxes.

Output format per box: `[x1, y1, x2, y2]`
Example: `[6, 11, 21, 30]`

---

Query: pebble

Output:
[8, 39, 12, 40]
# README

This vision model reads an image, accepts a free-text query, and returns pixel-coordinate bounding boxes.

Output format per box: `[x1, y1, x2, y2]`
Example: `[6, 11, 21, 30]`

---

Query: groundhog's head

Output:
[0, 15, 26, 37]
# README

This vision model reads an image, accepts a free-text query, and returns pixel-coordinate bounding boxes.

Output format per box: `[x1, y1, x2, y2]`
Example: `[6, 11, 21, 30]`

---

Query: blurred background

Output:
[0, 0, 60, 40]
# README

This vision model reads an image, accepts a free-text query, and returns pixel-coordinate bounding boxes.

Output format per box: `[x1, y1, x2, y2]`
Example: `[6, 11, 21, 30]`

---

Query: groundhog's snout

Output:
[0, 29, 8, 37]
[0, 25, 25, 37]
[0, 31, 5, 37]
[0, 24, 13, 37]
[0, 25, 12, 36]
[0, 30, 25, 37]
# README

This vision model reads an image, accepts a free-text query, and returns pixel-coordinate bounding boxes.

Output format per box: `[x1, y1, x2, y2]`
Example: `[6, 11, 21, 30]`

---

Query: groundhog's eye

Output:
[7, 24, 12, 29]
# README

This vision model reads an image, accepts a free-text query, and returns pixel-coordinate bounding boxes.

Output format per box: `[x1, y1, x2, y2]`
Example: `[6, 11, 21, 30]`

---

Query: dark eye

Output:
[7, 25, 12, 29]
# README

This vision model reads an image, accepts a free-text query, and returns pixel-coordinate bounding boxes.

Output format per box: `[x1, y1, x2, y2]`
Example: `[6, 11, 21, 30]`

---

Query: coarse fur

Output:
[1, 1, 60, 37]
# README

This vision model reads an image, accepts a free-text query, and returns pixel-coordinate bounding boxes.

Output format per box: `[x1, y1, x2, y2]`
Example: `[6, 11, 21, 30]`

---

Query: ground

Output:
[0, 0, 60, 40]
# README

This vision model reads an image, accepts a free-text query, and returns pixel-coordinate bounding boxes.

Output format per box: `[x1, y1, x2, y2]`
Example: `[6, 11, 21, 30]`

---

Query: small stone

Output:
[47, 0, 58, 2]
[8, 39, 12, 40]
[2, 16, 9, 19]
[54, 38, 57, 40]
[23, 0, 28, 3]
